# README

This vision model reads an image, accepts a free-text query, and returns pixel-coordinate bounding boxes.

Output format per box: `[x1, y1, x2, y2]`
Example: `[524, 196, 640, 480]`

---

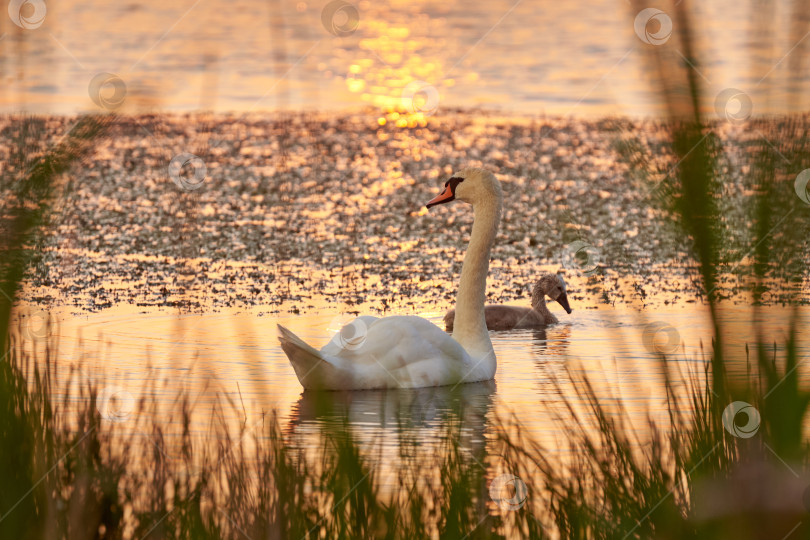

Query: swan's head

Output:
[532, 274, 573, 314]
[425, 168, 501, 209]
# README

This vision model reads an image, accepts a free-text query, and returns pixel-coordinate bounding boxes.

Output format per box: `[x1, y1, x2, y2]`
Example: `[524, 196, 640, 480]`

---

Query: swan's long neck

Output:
[531, 295, 551, 317]
[452, 194, 501, 360]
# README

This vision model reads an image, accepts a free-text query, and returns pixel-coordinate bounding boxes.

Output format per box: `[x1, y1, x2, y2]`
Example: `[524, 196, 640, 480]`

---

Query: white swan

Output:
[277, 168, 502, 390]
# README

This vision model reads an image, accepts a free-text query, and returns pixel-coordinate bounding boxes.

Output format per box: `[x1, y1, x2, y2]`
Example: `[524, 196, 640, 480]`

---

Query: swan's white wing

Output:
[280, 315, 477, 390]
[322, 315, 473, 389]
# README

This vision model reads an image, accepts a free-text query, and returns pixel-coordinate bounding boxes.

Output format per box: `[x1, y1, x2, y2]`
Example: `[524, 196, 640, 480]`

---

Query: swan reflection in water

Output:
[285, 380, 496, 479]
[494, 325, 572, 378]
[531, 325, 571, 366]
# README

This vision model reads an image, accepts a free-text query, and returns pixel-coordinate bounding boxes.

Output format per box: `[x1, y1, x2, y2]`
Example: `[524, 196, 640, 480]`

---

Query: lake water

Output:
[3, 0, 810, 116]
[15, 300, 807, 477]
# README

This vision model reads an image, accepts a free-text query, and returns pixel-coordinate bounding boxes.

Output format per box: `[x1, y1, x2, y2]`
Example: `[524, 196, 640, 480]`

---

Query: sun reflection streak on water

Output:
[4, 0, 810, 116]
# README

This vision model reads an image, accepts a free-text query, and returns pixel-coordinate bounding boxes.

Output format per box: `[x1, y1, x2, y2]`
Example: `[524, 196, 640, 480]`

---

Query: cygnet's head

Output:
[532, 274, 573, 314]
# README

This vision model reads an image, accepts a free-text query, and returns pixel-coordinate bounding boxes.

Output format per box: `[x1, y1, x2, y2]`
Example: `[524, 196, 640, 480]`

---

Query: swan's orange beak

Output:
[426, 184, 455, 209]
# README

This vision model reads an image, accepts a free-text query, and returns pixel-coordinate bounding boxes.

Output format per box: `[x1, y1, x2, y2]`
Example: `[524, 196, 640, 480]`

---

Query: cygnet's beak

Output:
[556, 291, 573, 314]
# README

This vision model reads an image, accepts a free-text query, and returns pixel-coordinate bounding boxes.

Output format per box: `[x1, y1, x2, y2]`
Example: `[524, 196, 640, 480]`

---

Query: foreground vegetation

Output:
[0, 308, 806, 539]
[0, 307, 805, 540]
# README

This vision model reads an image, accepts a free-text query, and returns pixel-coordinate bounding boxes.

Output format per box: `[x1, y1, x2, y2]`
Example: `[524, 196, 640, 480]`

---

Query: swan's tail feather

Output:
[277, 324, 338, 389]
